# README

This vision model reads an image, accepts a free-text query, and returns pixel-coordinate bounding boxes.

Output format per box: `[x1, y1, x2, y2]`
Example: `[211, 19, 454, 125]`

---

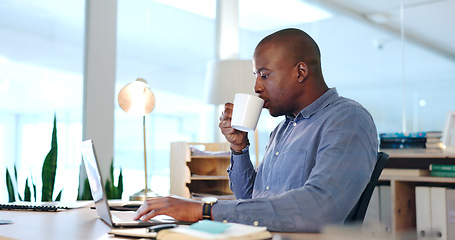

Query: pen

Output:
[147, 223, 178, 232]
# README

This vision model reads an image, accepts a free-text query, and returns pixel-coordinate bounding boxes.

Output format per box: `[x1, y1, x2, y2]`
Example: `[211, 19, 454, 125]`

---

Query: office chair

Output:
[344, 151, 389, 224]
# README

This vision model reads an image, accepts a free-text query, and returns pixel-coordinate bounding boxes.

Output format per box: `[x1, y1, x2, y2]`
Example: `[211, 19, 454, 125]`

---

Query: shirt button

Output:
[266, 186, 270, 190]
[293, 122, 297, 126]
[253, 221, 259, 226]
[275, 151, 279, 156]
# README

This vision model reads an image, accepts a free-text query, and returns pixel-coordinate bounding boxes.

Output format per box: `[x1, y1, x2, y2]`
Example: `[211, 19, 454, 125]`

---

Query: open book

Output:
[110, 220, 271, 240]
[157, 220, 272, 240]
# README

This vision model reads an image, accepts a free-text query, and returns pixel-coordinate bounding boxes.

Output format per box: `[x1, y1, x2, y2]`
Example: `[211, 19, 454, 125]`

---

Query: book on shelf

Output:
[380, 132, 426, 139]
[430, 187, 455, 240]
[378, 185, 392, 233]
[363, 186, 392, 233]
[430, 171, 455, 178]
[379, 131, 443, 149]
[429, 164, 455, 178]
[380, 141, 426, 149]
[415, 186, 455, 240]
[415, 186, 432, 239]
[429, 164, 455, 172]
[426, 142, 444, 150]
[380, 132, 426, 149]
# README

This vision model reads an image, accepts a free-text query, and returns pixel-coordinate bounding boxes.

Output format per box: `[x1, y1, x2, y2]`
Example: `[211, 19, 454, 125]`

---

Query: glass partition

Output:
[239, 0, 455, 162]
[0, 0, 85, 202]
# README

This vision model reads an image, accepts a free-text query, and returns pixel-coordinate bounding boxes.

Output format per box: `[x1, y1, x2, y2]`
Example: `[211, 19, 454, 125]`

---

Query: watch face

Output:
[202, 196, 218, 203]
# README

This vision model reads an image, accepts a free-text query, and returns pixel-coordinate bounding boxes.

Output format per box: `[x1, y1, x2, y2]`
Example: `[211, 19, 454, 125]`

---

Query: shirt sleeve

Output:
[212, 105, 379, 232]
[227, 147, 257, 199]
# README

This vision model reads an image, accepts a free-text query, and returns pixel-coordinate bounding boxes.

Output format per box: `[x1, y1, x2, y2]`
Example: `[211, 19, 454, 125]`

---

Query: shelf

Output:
[382, 149, 455, 170]
[191, 175, 229, 180]
[381, 148, 455, 158]
[187, 156, 230, 176]
[191, 155, 230, 159]
[375, 172, 455, 233]
[379, 175, 455, 183]
[191, 192, 235, 200]
[170, 141, 232, 199]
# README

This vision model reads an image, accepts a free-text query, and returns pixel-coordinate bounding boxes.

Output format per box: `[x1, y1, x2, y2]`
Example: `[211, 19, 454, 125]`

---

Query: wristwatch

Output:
[231, 140, 250, 155]
[201, 197, 218, 220]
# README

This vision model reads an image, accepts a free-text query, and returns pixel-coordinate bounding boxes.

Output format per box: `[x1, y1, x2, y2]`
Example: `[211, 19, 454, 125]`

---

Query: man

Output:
[134, 28, 378, 232]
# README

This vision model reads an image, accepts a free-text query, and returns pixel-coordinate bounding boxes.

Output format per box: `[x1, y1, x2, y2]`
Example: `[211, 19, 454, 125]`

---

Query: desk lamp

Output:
[118, 78, 157, 200]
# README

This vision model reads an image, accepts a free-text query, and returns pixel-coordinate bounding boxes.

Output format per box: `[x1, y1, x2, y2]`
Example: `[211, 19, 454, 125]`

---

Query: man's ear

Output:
[297, 62, 308, 83]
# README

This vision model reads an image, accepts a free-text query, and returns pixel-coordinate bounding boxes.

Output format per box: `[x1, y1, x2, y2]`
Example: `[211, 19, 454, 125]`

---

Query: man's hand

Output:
[134, 196, 203, 222]
[219, 103, 249, 151]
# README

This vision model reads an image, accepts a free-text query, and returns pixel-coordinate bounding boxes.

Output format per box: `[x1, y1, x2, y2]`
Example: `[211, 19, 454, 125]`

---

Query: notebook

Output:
[81, 139, 177, 228]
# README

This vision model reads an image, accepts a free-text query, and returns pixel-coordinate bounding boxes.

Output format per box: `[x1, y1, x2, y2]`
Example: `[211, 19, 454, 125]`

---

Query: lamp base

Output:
[129, 188, 159, 201]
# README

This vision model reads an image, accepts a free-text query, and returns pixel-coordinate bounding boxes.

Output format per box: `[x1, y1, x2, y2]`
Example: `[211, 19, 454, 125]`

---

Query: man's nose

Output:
[254, 78, 263, 94]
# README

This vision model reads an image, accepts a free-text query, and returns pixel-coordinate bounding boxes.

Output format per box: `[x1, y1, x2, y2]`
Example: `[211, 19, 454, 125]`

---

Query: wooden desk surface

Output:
[0, 207, 112, 240]
[0, 206, 325, 240]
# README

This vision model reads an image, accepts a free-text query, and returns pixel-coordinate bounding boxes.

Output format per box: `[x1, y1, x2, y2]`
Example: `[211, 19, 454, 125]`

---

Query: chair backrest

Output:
[344, 151, 389, 224]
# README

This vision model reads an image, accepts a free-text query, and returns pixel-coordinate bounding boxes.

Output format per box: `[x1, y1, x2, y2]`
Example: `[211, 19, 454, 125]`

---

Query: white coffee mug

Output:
[231, 93, 264, 132]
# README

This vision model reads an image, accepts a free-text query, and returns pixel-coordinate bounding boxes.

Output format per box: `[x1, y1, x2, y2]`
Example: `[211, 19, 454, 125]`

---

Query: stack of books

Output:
[380, 132, 426, 149]
[425, 131, 444, 150]
[379, 131, 443, 150]
[430, 164, 455, 178]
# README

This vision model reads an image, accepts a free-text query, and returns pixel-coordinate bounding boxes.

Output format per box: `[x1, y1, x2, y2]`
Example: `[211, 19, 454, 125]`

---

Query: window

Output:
[2, 0, 454, 201]
[115, 0, 217, 197]
[0, 0, 85, 202]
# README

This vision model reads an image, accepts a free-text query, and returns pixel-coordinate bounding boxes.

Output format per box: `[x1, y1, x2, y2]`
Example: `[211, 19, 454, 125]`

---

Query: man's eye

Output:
[254, 70, 269, 79]
[259, 72, 268, 79]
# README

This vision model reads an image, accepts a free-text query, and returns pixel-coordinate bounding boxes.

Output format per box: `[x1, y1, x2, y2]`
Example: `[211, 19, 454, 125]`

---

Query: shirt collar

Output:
[286, 88, 339, 122]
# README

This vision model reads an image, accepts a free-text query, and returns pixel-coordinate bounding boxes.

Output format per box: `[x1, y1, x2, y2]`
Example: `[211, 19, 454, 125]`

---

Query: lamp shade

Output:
[118, 78, 155, 117]
[205, 59, 255, 104]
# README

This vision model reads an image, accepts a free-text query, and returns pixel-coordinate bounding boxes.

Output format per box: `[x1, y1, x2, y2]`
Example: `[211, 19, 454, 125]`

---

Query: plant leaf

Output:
[6, 168, 16, 203]
[42, 114, 58, 202]
[105, 179, 113, 199]
[77, 178, 93, 201]
[117, 169, 123, 199]
[14, 165, 23, 202]
[24, 178, 31, 201]
[30, 173, 36, 202]
[110, 161, 114, 185]
[55, 190, 63, 201]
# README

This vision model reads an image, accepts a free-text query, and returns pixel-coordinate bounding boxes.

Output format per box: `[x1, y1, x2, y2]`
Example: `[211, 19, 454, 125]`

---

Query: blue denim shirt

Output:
[212, 88, 379, 232]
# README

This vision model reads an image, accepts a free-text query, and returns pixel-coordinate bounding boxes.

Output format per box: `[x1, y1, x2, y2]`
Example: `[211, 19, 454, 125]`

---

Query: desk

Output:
[0, 206, 324, 240]
[383, 149, 455, 169]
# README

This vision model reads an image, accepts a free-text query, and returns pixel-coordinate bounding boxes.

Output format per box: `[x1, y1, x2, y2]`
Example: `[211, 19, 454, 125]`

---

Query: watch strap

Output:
[202, 202, 214, 220]
[230, 140, 250, 155]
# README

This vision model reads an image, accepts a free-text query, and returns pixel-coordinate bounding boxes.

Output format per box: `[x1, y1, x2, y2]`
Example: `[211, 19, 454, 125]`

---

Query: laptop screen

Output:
[81, 139, 114, 226]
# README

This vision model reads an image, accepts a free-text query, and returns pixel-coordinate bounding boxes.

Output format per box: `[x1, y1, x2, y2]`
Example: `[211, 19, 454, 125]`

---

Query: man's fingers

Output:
[139, 208, 161, 221]
[134, 199, 165, 220]
[220, 103, 234, 121]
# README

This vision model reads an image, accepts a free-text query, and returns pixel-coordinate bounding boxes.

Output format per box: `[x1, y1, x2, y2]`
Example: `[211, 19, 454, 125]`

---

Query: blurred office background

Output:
[1, 0, 454, 201]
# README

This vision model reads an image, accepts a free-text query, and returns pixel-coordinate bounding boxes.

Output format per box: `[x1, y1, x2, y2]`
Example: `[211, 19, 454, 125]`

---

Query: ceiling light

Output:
[152, 0, 331, 31]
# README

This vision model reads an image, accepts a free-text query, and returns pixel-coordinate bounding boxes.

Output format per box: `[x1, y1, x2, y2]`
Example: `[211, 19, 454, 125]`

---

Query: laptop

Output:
[81, 139, 177, 228]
